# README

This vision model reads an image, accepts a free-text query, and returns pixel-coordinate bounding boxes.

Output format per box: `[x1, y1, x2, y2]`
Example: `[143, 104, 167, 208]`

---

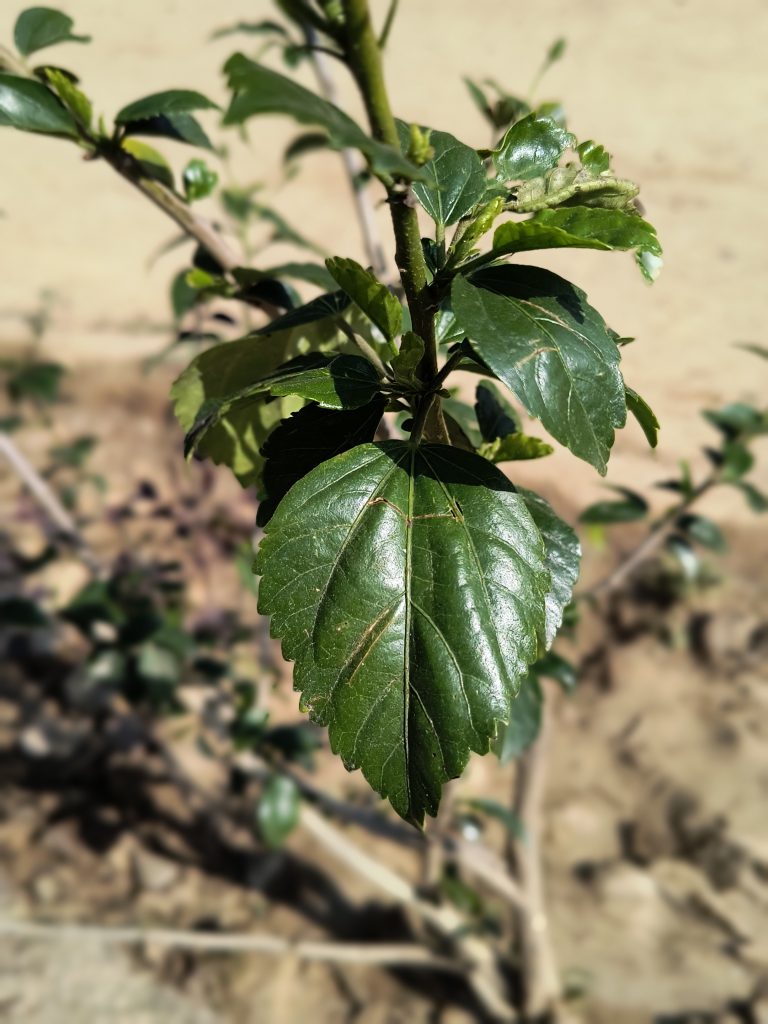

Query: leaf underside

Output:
[256, 441, 551, 825]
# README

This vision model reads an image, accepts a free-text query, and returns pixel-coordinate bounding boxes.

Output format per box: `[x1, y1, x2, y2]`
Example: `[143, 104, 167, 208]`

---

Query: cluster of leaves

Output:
[0, 2, 676, 825]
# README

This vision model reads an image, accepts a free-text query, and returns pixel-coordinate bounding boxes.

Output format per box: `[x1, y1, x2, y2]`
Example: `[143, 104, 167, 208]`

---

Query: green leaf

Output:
[577, 139, 610, 174]
[488, 207, 662, 266]
[122, 110, 214, 150]
[495, 672, 542, 763]
[257, 398, 385, 526]
[171, 333, 297, 487]
[441, 397, 483, 448]
[256, 441, 550, 824]
[43, 67, 91, 127]
[259, 262, 336, 291]
[210, 19, 289, 41]
[283, 131, 331, 164]
[737, 342, 768, 360]
[535, 650, 577, 691]
[0, 72, 77, 136]
[326, 257, 402, 342]
[7, 360, 64, 403]
[255, 290, 350, 335]
[494, 114, 574, 182]
[478, 434, 554, 462]
[475, 381, 521, 441]
[14, 7, 90, 56]
[223, 55, 424, 181]
[391, 331, 425, 386]
[721, 441, 753, 481]
[580, 486, 648, 525]
[183, 158, 218, 201]
[678, 513, 726, 552]
[703, 402, 767, 438]
[121, 138, 174, 188]
[461, 797, 525, 839]
[733, 481, 768, 513]
[256, 775, 300, 847]
[170, 270, 197, 321]
[116, 89, 218, 125]
[396, 121, 487, 228]
[518, 488, 580, 648]
[452, 266, 627, 474]
[626, 386, 659, 448]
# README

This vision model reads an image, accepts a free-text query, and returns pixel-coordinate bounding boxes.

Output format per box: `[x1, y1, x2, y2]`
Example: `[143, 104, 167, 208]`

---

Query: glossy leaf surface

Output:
[625, 386, 659, 448]
[256, 441, 550, 824]
[0, 72, 77, 136]
[223, 55, 424, 181]
[494, 114, 574, 182]
[452, 266, 627, 474]
[255, 291, 350, 334]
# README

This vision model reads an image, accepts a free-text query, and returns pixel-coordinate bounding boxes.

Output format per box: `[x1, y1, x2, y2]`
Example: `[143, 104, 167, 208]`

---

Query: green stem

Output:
[340, 0, 447, 442]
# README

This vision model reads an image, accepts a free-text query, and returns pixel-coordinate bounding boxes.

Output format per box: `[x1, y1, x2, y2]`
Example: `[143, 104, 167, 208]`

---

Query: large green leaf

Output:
[518, 488, 580, 648]
[494, 114, 574, 182]
[223, 55, 424, 181]
[396, 121, 487, 228]
[487, 207, 662, 261]
[14, 7, 90, 56]
[0, 73, 77, 136]
[256, 441, 550, 824]
[256, 398, 386, 526]
[326, 257, 402, 343]
[452, 266, 627, 474]
[115, 89, 218, 124]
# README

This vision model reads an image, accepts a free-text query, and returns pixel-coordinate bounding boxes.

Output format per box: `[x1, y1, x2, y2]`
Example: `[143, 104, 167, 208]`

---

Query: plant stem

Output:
[340, 0, 448, 443]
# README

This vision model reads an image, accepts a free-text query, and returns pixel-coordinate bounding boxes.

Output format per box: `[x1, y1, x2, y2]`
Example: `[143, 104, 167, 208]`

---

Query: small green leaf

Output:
[396, 121, 487, 228]
[703, 402, 767, 438]
[256, 775, 300, 847]
[495, 672, 542, 763]
[577, 139, 610, 174]
[678, 513, 726, 552]
[121, 138, 174, 188]
[255, 290, 350, 335]
[283, 131, 330, 164]
[170, 269, 198, 321]
[452, 267, 627, 474]
[326, 257, 402, 342]
[478, 433, 554, 462]
[116, 89, 218, 125]
[43, 67, 91, 127]
[257, 262, 336, 291]
[7, 360, 64, 403]
[257, 398, 385, 526]
[580, 486, 649, 525]
[721, 441, 754, 481]
[535, 650, 577, 691]
[391, 331, 424, 386]
[733, 481, 768, 513]
[121, 110, 213, 150]
[182, 158, 218, 201]
[256, 442, 550, 824]
[0, 72, 78, 136]
[14, 7, 90, 56]
[625, 386, 659, 448]
[494, 114, 574, 182]
[210, 19, 289, 41]
[736, 342, 768, 360]
[223, 55, 424, 181]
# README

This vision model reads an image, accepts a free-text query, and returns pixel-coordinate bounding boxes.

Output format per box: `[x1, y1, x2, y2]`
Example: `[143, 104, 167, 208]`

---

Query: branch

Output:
[583, 472, 719, 600]
[0, 918, 459, 971]
[304, 25, 389, 281]
[0, 432, 102, 576]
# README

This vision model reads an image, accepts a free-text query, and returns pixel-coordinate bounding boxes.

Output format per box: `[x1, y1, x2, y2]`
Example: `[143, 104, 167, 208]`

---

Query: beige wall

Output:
[2, 0, 767, 511]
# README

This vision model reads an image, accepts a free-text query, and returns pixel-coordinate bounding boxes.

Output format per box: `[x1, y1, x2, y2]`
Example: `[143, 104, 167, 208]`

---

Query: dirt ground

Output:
[1, 1, 768, 1022]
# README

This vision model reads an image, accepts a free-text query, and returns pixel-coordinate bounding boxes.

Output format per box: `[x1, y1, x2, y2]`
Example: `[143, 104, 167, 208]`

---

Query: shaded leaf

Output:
[121, 111, 213, 150]
[0, 72, 77, 136]
[257, 398, 385, 526]
[256, 441, 550, 824]
[495, 673, 542, 763]
[223, 55, 424, 181]
[494, 114, 574, 182]
[678, 513, 726, 552]
[326, 257, 402, 342]
[452, 266, 626, 474]
[733, 481, 768, 513]
[14, 7, 90, 56]
[391, 331, 424, 386]
[535, 650, 577, 691]
[255, 290, 350, 335]
[116, 89, 218, 124]
[580, 486, 648, 525]
[736, 342, 768, 360]
[283, 130, 330, 164]
[475, 380, 520, 441]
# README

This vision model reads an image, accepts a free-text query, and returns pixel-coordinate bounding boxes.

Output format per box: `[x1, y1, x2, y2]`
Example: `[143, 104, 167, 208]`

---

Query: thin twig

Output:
[583, 473, 718, 599]
[0, 918, 460, 971]
[510, 693, 562, 1021]
[0, 432, 102, 575]
[304, 25, 389, 281]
